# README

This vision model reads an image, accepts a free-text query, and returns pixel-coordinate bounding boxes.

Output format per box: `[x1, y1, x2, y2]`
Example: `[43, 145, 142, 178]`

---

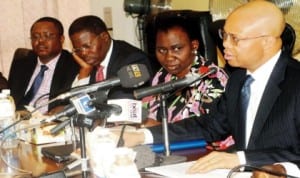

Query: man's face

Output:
[222, 15, 269, 72]
[31, 21, 63, 63]
[70, 31, 110, 67]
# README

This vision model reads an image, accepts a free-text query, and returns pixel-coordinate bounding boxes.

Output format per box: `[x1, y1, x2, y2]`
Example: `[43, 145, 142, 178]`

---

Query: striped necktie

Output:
[239, 75, 254, 148]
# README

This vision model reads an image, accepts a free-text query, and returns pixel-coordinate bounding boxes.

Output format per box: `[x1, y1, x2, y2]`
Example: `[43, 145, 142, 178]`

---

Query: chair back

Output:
[144, 10, 218, 71]
[12, 48, 31, 61]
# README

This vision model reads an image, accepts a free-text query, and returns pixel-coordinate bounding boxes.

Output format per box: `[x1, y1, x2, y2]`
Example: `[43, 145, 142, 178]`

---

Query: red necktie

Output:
[96, 65, 104, 82]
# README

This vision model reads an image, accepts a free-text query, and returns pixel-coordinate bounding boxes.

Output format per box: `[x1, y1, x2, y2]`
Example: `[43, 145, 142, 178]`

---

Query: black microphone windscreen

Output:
[117, 64, 150, 88]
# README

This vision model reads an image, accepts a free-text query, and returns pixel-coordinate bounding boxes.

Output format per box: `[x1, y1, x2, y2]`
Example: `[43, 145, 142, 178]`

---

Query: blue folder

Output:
[148, 139, 207, 153]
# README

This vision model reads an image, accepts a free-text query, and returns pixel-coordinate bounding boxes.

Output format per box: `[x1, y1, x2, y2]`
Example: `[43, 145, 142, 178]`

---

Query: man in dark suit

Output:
[68, 15, 153, 99]
[8, 17, 79, 113]
[116, 1, 300, 176]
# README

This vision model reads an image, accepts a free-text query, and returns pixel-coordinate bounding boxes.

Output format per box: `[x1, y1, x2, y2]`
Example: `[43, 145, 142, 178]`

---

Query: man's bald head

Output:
[223, 1, 286, 72]
[226, 0, 285, 37]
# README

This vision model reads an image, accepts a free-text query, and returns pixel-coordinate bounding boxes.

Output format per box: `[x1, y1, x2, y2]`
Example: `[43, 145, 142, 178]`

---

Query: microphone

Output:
[41, 94, 95, 124]
[134, 67, 217, 99]
[40, 104, 76, 124]
[106, 99, 145, 124]
[50, 101, 122, 135]
[49, 118, 71, 135]
[89, 100, 122, 119]
[89, 100, 122, 116]
[55, 64, 150, 100]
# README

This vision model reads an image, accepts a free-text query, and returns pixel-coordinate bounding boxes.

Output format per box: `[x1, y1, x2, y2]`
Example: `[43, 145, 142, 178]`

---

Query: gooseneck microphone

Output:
[40, 104, 76, 124]
[134, 67, 217, 99]
[88, 100, 122, 116]
[55, 63, 150, 100]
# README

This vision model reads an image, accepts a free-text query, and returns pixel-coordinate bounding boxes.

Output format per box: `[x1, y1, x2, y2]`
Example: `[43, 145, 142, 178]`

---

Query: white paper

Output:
[145, 161, 251, 178]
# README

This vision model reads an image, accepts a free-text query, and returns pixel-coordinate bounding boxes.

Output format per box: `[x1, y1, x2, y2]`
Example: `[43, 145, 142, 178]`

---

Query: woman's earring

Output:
[192, 50, 198, 55]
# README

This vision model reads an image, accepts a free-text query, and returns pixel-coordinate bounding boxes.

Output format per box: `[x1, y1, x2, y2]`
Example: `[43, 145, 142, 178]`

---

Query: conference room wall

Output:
[0, 0, 138, 78]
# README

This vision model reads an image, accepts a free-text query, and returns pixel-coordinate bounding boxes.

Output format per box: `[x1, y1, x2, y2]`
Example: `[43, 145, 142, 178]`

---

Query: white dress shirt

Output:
[26, 54, 60, 113]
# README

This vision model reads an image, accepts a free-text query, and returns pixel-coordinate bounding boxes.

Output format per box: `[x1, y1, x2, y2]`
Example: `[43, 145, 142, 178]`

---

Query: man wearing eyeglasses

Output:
[8, 17, 79, 113]
[68, 15, 153, 99]
[114, 1, 300, 176]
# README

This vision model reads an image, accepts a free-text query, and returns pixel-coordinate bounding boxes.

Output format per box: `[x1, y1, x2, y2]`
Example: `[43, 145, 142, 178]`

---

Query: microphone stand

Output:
[73, 114, 92, 178]
[159, 93, 186, 165]
[71, 108, 112, 178]
[78, 125, 88, 178]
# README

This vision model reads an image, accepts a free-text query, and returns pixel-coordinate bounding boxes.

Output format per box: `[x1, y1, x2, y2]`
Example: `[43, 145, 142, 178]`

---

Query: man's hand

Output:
[141, 118, 161, 127]
[252, 164, 287, 178]
[187, 151, 240, 174]
[110, 127, 145, 147]
[72, 53, 93, 79]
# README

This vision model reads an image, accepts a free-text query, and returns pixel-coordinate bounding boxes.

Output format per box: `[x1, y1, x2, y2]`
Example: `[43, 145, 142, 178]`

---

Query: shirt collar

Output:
[248, 50, 281, 82]
[37, 53, 61, 71]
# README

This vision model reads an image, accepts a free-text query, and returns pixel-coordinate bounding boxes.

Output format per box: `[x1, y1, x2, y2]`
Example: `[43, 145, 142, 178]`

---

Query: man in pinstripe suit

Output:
[116, 1, 300, 176]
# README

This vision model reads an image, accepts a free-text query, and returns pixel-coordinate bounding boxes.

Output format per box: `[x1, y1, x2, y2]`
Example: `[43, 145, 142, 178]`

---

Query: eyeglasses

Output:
[30, 32, 57, 42]
[72, 34, 101, 54]
[218, 29, 269, 46]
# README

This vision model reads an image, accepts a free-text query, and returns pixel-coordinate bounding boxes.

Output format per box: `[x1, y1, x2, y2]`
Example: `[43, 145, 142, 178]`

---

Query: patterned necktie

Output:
[239, 75, 254, 148]
[96, 65, 104, 82]
[23, 65, 48, 105]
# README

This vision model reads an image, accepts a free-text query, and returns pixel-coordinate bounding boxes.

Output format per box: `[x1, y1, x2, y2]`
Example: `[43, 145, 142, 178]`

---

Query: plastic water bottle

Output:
[0, 89, 18, 149]
[86, 128, 116, 178]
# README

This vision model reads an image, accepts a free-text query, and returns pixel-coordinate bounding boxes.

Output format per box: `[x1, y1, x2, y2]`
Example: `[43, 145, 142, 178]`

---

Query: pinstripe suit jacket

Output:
[150, 51, 300, 167]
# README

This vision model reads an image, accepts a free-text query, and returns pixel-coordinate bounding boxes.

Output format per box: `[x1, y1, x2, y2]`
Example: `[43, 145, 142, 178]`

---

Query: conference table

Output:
[0, 140, 209, 178]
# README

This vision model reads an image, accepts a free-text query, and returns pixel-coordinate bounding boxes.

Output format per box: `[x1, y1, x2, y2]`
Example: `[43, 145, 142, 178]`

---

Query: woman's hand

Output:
[110, 126, 145, 147]
[141, 118, 161, 127]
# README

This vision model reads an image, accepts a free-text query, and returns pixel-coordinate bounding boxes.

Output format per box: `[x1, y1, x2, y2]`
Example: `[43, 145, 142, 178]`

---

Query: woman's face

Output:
[155, 26, 198, 78]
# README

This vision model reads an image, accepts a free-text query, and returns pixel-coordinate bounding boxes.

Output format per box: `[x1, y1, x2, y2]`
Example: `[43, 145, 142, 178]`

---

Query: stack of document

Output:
[145, 161, 251, 178]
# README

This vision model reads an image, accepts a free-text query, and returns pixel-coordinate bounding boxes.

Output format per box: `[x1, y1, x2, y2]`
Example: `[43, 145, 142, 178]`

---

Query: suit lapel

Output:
[21, 52, 38, 94]
[106, 40, 118, 78]
[247, 53, 287, 148]
[231, 69, 248, 149]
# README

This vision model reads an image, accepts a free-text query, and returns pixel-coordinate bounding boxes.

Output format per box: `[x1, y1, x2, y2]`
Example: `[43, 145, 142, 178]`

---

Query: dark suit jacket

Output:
[0, 72, 8, 90]
[89, 40, 153, 100]
[8, 49, 79, 111]
[150, 51, 300, 166]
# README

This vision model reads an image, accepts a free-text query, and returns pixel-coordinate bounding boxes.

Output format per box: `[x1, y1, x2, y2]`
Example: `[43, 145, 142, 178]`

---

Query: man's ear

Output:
[60, 35, 65, 44]
[262, 36, 277, 50]
[100, 32, 110, 41]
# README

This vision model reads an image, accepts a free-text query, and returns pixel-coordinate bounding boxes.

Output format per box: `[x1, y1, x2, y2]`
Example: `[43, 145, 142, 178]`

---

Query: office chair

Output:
[11, 48, 31, 65]
[144, 10, 218, 72]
